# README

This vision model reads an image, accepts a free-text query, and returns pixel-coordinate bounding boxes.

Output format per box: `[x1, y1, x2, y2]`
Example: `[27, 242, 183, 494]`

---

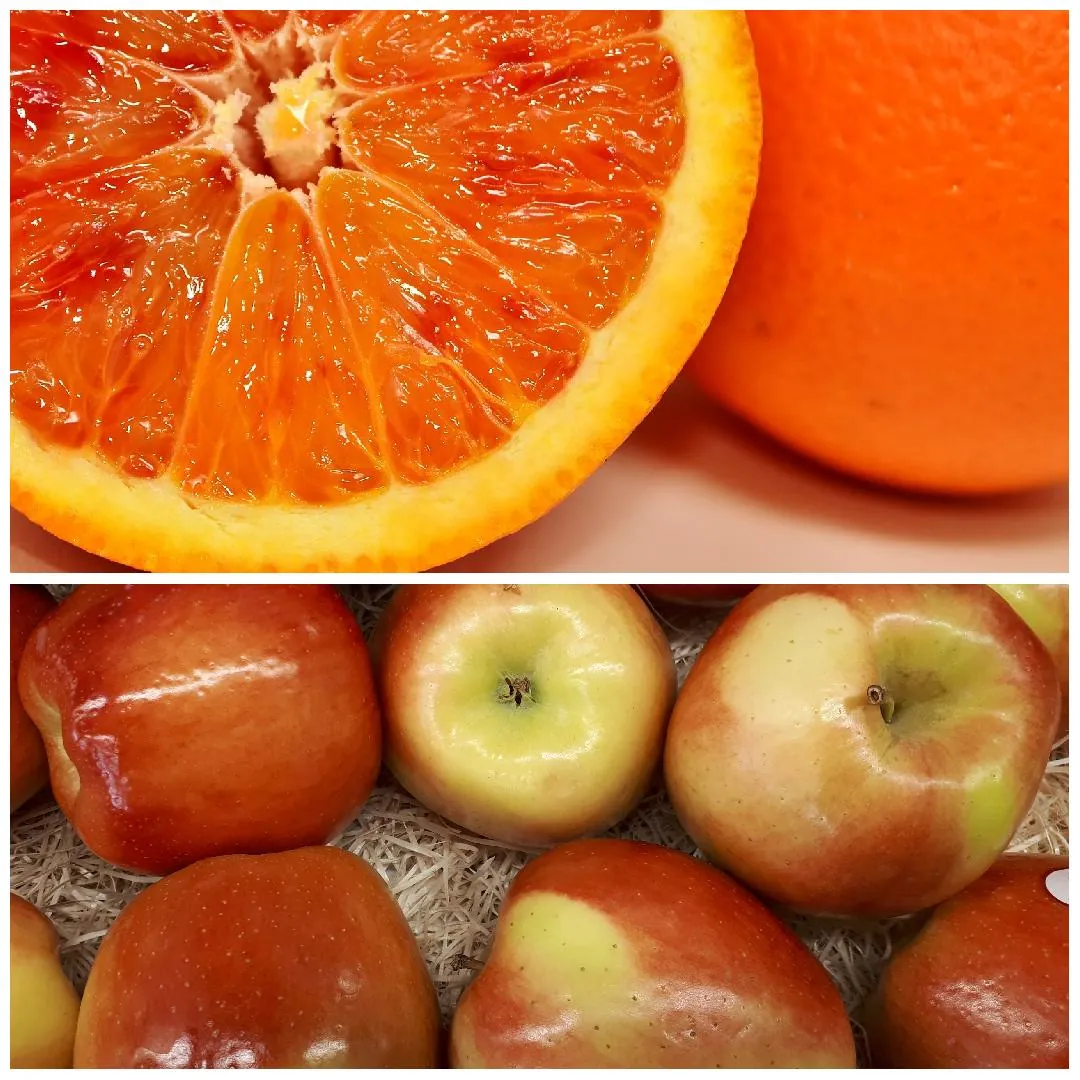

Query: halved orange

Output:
[11, 10, 761, 570]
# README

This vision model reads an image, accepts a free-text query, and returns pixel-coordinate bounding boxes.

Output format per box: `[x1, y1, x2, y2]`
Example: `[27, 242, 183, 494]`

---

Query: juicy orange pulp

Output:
[12, 11, 684, 506]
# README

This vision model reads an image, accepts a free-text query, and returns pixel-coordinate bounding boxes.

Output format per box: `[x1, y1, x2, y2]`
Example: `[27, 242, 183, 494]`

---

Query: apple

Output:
[450, 838, 855, 1067]
[664, 584, 1061, 917]
[990, 584, 1068, 737]
[11, 585, 56, 810]
[865, 853, 1068, 1067]
[18, 585, 382, 875]
[10, 892, 81, 1067]
[74, 846, 441, 1067]
[374, 584, 676, 847]
[639, 584, 756, 606]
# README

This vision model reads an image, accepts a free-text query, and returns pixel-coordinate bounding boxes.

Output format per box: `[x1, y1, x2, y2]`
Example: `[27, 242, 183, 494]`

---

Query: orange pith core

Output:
[11, 11, 684, 503]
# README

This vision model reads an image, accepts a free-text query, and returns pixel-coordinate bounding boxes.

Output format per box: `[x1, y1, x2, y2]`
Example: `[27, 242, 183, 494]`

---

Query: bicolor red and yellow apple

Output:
[18, 585, 381, 874]
[990, 584, 1068, 737]
[866, 853, 1068, 1067]
[375, 585, 676, 846]
[10, 893, 81, 1068]
[74, 846, 440, 1067]
[450, 839, 855, 1067]
[10, 585, 56, 811]
[665, 584, 1061, 916]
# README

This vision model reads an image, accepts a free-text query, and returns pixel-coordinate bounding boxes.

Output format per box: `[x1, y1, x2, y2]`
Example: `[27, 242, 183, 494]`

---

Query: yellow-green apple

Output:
[18, 585, 381, 875]
[865, 853, 1068, 1067]
[639, 584, 756, 606]
[665, 584, 1061, 917]
[990, 584, 1068, 737]
[450, 839, 855, 1067]
[10, 893, 81, 1067]
[374, 584, 676, 847]
[74, 846, 440, 1067]
[11, 586, 55, 810]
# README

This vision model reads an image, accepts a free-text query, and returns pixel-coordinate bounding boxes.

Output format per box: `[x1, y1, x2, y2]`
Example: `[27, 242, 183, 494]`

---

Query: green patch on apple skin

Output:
[963, 767, 1017, 857]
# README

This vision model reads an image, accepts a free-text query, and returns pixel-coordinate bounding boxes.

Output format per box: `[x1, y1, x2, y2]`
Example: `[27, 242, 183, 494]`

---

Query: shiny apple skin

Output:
[18, 585, 381, 874]
[990, 584, 1068, 737]
[10, 893, 81, 1067]
[74, 846, 440, 1067]
[665, 584, 1060, 917]
[11, 586, 56, 810]
[374, 585, 676, 847]
[450, 839, 855, 1067]
[639, 584, 756, 605]
[866, 854, 1068, 1068]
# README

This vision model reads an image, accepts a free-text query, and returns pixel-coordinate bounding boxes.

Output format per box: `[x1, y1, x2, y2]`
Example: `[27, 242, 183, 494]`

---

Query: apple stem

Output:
[867, 684, 896, 724]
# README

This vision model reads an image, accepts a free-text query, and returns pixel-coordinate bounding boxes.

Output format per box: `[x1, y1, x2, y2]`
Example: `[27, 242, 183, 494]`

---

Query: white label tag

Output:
[1045, 868, 1068, 905]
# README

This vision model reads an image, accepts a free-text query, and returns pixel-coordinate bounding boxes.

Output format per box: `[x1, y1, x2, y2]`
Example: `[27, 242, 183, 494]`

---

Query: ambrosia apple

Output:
[990, 584, 1068, 736]
[450, 839, 855, 1067]
[374, 585, 676, 846]
[866, 854, 1068, 1067]
[10, 586, 55, 810]
[665, 584, 1061, 917]
[74, 846, 440, 1067]
[18, 585, 381, 874]
[10, 893, 81, 1068]
[639, 584, 755, 605]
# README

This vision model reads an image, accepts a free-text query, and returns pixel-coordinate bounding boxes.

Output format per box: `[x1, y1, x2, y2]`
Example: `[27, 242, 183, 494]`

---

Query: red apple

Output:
[374, 585, 676, 846]
[990, 584, 1068, 737]
[18, 585, 381, 875]
[639, 584, 756, 606]
[665, 584, 1060, 917]
[74, 846, 441, 1067]
[865, 853, 1068, 1067]
[10, 893, 81, 1067]
[450, 839, 855, 1067]
[11, 585, 56, 810]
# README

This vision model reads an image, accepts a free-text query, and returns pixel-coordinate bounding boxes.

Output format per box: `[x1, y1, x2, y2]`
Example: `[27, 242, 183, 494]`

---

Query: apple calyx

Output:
[498, 674, 535, 708]
[867, 684, 896, 724]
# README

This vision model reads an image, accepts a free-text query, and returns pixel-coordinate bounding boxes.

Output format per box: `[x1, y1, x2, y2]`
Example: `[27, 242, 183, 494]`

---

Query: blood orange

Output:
[10, 10, 761, 570]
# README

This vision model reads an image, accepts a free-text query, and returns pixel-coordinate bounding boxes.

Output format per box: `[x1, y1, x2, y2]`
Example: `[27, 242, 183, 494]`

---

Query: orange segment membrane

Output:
[175, 192, 386, 503]
[11, 150, 241, 479]
[339, 39, 683, 326]
[333, 11, 660, 90]
[315, 169, 585, 482]
[11, 10, 239, 74]
[223, 11, 292, 39]
[11, 27, 209, 200]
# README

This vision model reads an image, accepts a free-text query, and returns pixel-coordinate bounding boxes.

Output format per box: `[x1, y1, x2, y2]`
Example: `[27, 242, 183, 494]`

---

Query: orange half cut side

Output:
[11, 9, 761, 570]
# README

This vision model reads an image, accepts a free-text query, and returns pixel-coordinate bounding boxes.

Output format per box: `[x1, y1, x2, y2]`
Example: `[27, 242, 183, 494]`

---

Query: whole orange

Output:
[689, 11, 1068, 494]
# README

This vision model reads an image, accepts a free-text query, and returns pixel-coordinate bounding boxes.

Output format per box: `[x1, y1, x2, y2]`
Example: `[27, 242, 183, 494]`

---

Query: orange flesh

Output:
[10, 10, 684, 503]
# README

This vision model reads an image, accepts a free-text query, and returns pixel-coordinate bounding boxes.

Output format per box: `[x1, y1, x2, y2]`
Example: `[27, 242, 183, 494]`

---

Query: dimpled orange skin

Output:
[74, 846, 441, 1068]
[689, 11, 1068, 494]
[450, 839, 855, 1067]
[18, 585, 381, 875]
[866, 854, 1068, 1068]
[10, 585, 56, 810]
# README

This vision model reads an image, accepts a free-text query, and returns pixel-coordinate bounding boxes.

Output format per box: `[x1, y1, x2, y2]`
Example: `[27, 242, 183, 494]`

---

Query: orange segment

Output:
[314, 169, 584, 481]
[11, 26, 209, 199]
[11, 10, 238, 73]
[333, 11, 659, 89]
[338, 39, 683, 326]
[175, 191, 386, 503]
[11, 150, 241, 479]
